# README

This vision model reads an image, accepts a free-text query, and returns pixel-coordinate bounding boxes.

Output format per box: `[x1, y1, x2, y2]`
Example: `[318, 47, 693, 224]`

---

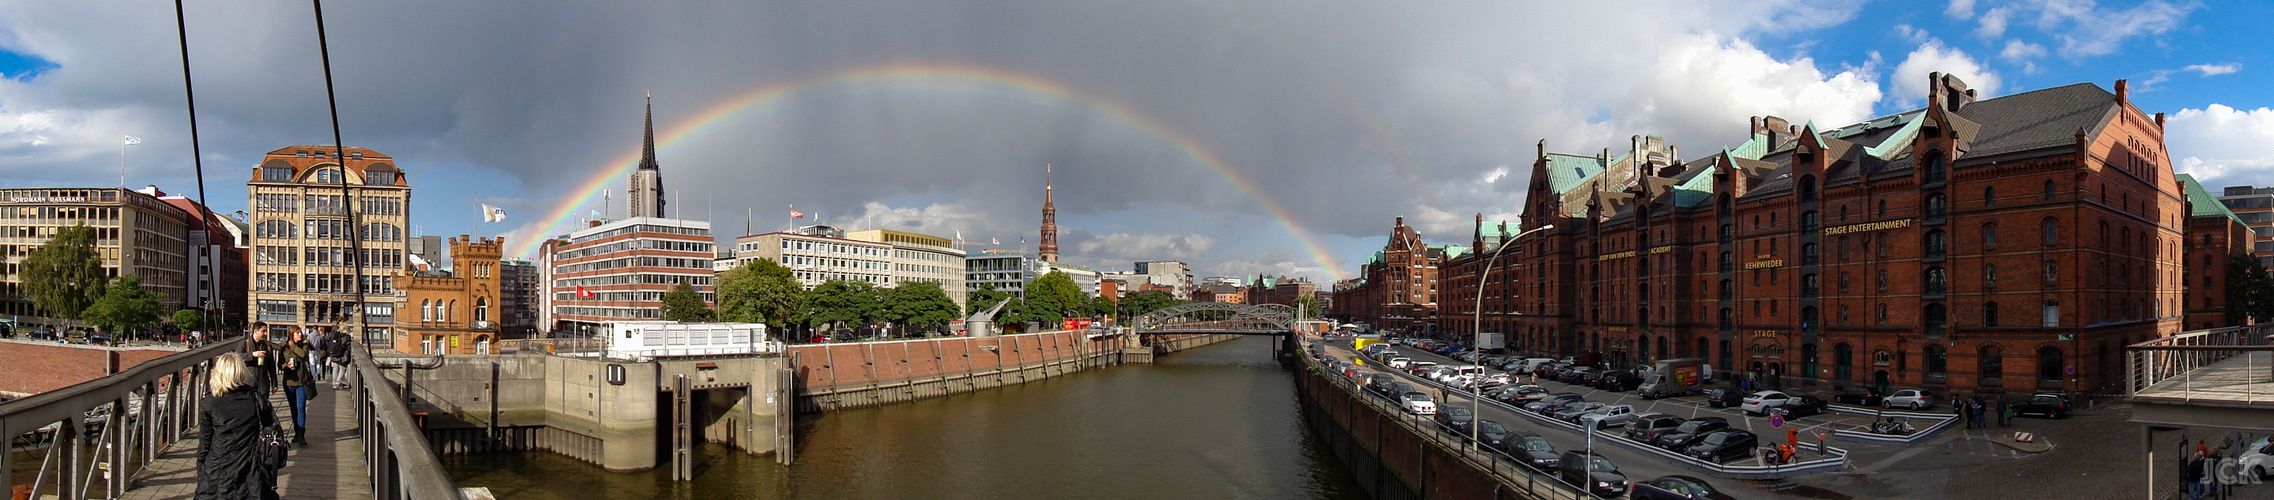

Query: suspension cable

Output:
[309, 0, 369, 342]
[172, 0, 218, 329]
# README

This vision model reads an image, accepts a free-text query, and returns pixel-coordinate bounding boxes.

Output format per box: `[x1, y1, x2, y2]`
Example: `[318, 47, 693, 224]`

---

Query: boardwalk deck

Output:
[119, 383, 371, 500]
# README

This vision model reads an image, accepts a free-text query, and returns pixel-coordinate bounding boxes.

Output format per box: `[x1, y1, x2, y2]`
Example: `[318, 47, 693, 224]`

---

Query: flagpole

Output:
[473, 191, 481, 240]
[119, 141, 125, 188]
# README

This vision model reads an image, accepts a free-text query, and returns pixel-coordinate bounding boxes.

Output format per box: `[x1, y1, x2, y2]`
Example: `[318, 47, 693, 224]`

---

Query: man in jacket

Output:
[244, 326, 277, 394]
[279, 331, 314, 447]
[325, 329, 353, 390]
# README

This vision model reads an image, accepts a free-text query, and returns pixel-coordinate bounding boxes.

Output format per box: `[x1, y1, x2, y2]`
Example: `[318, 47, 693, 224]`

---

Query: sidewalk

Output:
[121, 383, 371, 499]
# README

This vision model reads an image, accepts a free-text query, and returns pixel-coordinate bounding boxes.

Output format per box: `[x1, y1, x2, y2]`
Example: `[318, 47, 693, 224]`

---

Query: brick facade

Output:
[0, 341, 176, 397]
[1335, 217, 1449, 333]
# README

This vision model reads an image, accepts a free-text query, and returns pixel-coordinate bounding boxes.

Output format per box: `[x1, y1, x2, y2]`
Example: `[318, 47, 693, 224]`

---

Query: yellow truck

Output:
[1352, 334, 1385, 352]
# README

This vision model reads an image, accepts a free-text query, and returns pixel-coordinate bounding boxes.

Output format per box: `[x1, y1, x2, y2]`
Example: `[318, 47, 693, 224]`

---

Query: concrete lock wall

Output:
[1297, 366, 1522, 500]
[786, 331, 1238, 413]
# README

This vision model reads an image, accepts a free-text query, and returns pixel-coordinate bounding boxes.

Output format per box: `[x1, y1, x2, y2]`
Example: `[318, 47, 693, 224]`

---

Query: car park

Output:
[1653, 417, 1730, 450]
[1832, 387, 1882, 406]
[1435, 406, 1477, 432]
[2010, 393, 2073, 418]
[1597, 370, 1644, 392]
[1704, 389, 1744, 409]
[1473, 419, 1514, 449]
[1401, 392, 1438, 415]
[1767, 395, 1829, 418]
[1630, 475, 1740, 500]
[1558, 451, 1630, 497]
[1882, 389, 1935, 410]
[1577, 404, 1639, 429]
[1624, 414, 1685, 443]
[1526, 393, 1584, 413]
[1683, 430, 1758, 464]
[1504, 431, 1562, 471]
[1553, 402, 1608, 422]
[1739, 391, 1791, 415]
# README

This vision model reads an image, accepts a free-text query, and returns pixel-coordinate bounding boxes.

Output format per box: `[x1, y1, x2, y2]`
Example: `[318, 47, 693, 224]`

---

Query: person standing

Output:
[305, 328, 326, 383]
[1998, 398, 2014, 427]
[279, 331, 314, 447]
[194, 352, 279, 499]
[244, 328, 277, 394]
[325, 329, 353, 390]
[2187, 449, 2210, 500]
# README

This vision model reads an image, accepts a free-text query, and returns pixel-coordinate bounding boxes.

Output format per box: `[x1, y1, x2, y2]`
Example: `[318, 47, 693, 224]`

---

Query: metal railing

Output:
[2126, 324, 2274, 400]
[350, 342, 462, 499]
[1306, 351, 1605, 500]
[0, 340, 236, 499]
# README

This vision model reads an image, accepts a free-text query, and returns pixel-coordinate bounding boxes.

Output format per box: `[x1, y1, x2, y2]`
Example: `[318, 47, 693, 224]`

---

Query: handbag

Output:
[257, 424, 292, 470]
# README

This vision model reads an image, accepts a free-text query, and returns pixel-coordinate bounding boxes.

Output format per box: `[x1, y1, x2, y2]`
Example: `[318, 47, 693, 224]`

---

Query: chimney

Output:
[2156, 112, 2166, 128]
[2115, 79, 2128, 103]
[1394, 216, 1404, 227]
[1536, 139, 1545, 159]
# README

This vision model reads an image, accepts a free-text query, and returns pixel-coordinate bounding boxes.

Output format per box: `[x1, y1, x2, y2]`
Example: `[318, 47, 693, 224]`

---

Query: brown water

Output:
[445, 336, 1369, 499]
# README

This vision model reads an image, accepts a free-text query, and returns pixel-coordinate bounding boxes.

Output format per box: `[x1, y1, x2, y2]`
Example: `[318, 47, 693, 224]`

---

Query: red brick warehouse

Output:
[1396, 74, 2248, 397]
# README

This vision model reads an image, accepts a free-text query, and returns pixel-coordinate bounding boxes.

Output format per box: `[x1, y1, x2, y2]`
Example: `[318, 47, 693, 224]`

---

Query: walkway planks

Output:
[120, 383, 371, 500]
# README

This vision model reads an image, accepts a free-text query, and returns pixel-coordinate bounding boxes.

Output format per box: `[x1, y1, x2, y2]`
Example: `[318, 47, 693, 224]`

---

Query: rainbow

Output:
[508, 62, 1347, 280]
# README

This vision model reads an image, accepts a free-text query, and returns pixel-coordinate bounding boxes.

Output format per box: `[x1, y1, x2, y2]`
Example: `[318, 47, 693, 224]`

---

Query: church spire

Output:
[1040, 163, 1059, 263]
[638, 90, 660, 171]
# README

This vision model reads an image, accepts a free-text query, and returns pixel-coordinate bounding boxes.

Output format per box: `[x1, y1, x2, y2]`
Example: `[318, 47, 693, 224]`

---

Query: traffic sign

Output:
[1770, 414, 1786, 428]
[2065, 365, 2075, 375]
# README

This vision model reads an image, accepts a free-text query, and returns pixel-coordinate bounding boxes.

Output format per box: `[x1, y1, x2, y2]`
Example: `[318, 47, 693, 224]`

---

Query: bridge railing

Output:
[1302, 347, 1607, 499]
[351, 342, 462, 499]
[2126, 324, 2274, 401]
[0, 339, 237, 499]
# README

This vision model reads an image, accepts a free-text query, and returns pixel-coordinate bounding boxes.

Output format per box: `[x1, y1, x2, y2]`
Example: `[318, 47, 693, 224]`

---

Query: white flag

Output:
[991, 238, 999, 245]
[482, 204, 508, 222]
[122, 135, 142, 146]
[955, 230, 964, 242]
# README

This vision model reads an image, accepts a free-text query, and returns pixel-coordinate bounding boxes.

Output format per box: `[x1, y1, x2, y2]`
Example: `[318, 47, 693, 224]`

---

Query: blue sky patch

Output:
[0, 49, 56, 80]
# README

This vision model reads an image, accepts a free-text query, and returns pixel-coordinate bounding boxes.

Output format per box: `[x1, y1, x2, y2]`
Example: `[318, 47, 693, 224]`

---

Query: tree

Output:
[716, 259, 806, 326]
[803, 280, 882, 334]
[1121, 290, 1180, 316]
[21, 224, 107, 322]
[1082, 294, 1116, 319]
[1292, 294, 1324, 319]
[2229, 253, 2274, 323]
[967, 285, 1011, 316]
[173, 309, 205, 331]
[882, 281, 960, 334]
[660, 281, 714, 322]
[1024, 271, 1085, 328]
[84, 275, 161, 333]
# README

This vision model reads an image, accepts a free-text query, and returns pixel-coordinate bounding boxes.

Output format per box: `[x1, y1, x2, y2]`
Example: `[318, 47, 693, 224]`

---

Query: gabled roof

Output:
[2178, 174, 2248, 225]
[1949, 82, 2116, 158]
[1544, 153, 1606, 195]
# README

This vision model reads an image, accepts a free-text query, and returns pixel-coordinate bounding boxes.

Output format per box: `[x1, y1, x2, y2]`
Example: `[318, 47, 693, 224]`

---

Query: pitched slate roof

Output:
[1949, 82, 2116, 158]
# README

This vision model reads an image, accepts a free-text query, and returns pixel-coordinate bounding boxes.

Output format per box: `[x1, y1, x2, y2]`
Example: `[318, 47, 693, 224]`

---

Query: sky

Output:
[0, 0, 2268, 284]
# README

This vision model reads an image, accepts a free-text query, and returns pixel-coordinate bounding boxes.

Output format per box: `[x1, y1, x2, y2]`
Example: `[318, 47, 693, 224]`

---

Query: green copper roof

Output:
[1860, 111, 1925, 159]
[1671, 168, 1716, 207]
[1544, 153, 1605, 195]
[2178, 174, 2247, 225]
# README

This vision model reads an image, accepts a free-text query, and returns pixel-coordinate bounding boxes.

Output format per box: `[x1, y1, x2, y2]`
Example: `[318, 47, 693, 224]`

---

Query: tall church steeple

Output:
[1039, 164, 1059, 263]
[627, 91, 668, 219]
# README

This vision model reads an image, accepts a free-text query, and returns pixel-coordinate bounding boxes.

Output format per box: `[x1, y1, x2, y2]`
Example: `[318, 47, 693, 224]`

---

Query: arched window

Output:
[1839, 205, 1850, 221]
[446, 300, 456, 322]
[1876, 269, 1888, 292]
[1719, 279, 1733, 299]
[2043, 180, 2057, 200]
[475, 297, 489, 323]
[1925, 344, 1948, 377]
[1925, 194, 1948, 221]
[1719, 251, 1733, 271]
[2043, 260, 2059, 286]
[1838, 272, 1851, 293]
[1924, 267, 1948, 296]
[1924, 230, 1948, 259]
[1719, 307, 1734, 331]
[1803, 273, 1821, 298]
[1839, 304, 1851, 324]
[1878, 200, 1888, 218]
[1984, 262, 1999, 288]
[1803, 343, 1820, 379]
[1924, 303, 1948, 335]
[1983, 186, 1996, 207]
[1718, 194, 1733, 216]
[312, 167, 342, 184]
[1838, 236, 1851, 261]
[420, 299, 432, 322]
[1876, 303, 1889, 325]
[2099, 220, 2111, 249]
[1980, 345, 2005, 385]
[2038, 346, 2065, 381]
[1719, 224, 1733, 243]
[2042, 300, 2061, 327]
[1980, 301, 1999, 327]
[1983, 224, 1998, 250]
[1802, 306, 1820, 332]
[1925, 153, 1948, 184]
[1802, 243, 1820, 265]
[1802, 210, 1820, 233]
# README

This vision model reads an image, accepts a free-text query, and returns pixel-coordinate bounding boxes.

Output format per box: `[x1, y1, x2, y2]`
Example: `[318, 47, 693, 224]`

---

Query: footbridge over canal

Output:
[1124, 302, 1307, 363]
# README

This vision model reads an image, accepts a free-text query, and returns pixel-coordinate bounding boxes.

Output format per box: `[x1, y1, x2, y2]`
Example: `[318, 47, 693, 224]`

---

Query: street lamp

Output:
[1470, 224, 1552, 448]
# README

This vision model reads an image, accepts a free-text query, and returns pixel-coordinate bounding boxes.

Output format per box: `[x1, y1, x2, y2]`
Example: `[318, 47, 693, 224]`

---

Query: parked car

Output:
[1597, 370, 1645, 392]
[1577, 404, 1641, 429]
[1654, 417, 1730, 450]
[1387, 357, 1414, 369]
[1630, 475, 1740, 500]
[1435, 406, 1477, 432]
[1401, 392, 1438, 415]
[1684, 430, 1759, 463]
[1473, 419, 1515, 449]
[1882, 389, 1935, 410]
[1553, 402, 1609, 422]
[2010, 393, 2073, 419]
[1558, 451, 1630, 497]
[1832, 387, 1882, 406]
[1767, 395, 1829, 418]
[1739, 391, 1792, 415]
[1704, 389, 1745, 409]
[1406, 361, 1439, 376]
[1625, 414, 1686, 443]
[2238, 439, 2274, 480]
[1525, 393, 1585, 413]
[1504, 431, 1562, 471]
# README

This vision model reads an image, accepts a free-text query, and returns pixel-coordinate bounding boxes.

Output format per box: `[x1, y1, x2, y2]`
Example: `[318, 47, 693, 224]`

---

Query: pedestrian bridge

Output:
[1134, 302, 1298, 335]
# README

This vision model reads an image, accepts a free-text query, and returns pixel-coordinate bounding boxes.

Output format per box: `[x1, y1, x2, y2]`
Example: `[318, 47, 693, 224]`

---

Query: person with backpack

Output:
[325, 329, 353, 390]
[196, 352, 281, 499]
[278, 331, 314, 447]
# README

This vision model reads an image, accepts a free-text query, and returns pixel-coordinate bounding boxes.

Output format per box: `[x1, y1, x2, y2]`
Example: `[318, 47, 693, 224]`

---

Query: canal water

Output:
[446, 336, 1369, 499]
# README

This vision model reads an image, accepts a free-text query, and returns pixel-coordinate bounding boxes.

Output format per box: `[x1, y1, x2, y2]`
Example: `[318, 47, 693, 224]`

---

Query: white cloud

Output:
[1629, 34, 1882, 139]
[1071, 232, 1217, 262]
[1998, 39, 2046, 73]
[1481, 166, 1509, 184]
[1408, 205, 1521, 240]
[2166, 104, 2274, 187]
[1894, 24, 1931, 44]
[1946, 0, 1978, 19]
[1975, 7, 2011, 39]
[2185, 63, 2241, 76]
[2031, 0, 2196, 58]
[850, 201, 1016, 244]
[1891, 40, 2000, 108]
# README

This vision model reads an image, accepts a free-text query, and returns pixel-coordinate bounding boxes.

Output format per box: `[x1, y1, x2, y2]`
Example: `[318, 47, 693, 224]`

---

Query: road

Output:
[1322, 339, 1833, 499]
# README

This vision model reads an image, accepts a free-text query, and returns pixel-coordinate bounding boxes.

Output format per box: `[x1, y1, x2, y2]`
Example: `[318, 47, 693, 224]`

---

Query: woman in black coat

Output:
[196, 352, 279, 499]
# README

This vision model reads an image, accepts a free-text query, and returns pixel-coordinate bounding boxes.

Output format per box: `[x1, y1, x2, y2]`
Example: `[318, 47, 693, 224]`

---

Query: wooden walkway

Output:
[119, 383, 372, 499]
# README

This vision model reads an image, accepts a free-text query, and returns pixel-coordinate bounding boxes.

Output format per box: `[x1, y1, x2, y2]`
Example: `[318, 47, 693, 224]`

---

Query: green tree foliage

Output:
[2229, 253, 2274, 323]
[995, 296, 1031, 333]
[967, 285, 1011, 316]
[804, 280, 882, 332]
[21, 224, 107, 321]
[1082, 293, 1116, 319]
[882, 281, 960, 331]
[172, 309, 204, 331]
[1292, 295, 1324, 319]
[84, 275, 162, 332]
[1023, 271, 1084, 327]
[716, 259, 806, 326]
[1120, 290, 1180, 316]
[660, 281, 715, 322]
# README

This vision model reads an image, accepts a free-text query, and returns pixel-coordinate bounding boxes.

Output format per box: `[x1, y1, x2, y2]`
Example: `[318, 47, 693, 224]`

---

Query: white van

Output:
[1443, 365, 1484, 383]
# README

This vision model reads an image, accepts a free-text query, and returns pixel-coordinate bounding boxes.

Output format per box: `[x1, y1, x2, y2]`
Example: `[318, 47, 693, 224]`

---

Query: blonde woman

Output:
[196, 352, 279, 499]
